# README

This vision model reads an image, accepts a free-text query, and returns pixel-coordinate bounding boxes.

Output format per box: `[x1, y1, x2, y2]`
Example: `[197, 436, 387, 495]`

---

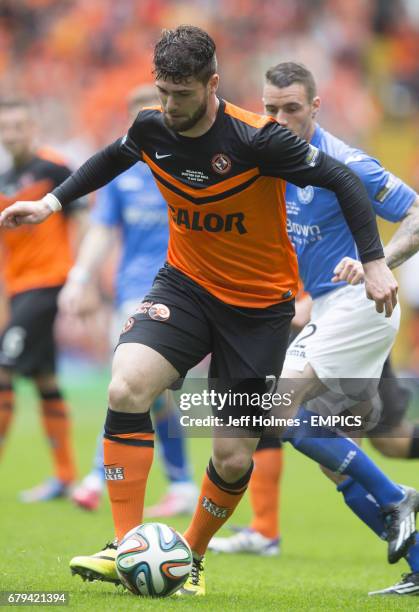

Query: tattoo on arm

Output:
[384, 196, 419, 269]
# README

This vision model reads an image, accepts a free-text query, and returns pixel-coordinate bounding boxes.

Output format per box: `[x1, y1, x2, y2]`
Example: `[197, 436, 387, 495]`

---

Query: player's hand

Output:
[0, 200, 52, 228]
[362, 258, 398, 317]
[58, 281, 98, 317]
[332, 257, 364, 285]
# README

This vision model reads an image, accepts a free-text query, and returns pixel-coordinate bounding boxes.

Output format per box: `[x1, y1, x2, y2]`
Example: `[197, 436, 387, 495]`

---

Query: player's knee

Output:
[212, 450, 252, 483]
[108, 373, 151, 413]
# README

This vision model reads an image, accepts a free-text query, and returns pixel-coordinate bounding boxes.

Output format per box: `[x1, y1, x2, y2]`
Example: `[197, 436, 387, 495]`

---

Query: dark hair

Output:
[265, 62, 316, 101]
[153, 25, 217, 84]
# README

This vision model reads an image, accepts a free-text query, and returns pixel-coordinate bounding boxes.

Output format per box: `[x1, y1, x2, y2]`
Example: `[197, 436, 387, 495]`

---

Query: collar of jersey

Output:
[310, 124, 322, 148]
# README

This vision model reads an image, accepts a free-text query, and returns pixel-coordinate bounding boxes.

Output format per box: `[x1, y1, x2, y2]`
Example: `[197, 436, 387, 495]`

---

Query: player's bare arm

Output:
[384, 194, 419, 269]
[69, 208, 91, 247]
[58, 223, 116, 317]
[333, 194, 419, 288]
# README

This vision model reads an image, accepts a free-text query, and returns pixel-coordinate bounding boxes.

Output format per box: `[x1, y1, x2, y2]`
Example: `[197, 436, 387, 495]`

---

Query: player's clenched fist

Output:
[332, 256, 364, 285]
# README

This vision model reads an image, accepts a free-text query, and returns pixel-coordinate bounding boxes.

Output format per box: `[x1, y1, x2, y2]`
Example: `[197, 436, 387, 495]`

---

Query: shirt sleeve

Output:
[52, 113, 145, 206]
[47, 162, 88, 215]
[252, 121, 384, 263]
[90, 180, 122, 227]
[346, 156, 417, 222]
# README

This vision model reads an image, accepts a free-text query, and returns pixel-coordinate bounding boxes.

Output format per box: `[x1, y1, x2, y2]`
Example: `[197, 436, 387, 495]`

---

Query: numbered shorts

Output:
[117, 264, 295, 427]
[0, 286, 61, 376]
[283, 283, 400, 402]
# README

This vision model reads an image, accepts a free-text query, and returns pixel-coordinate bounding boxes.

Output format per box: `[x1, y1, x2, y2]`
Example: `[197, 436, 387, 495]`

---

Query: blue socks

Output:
[285, 407, 404, 508]
[155, 409, 192, 484]
[338, 477, 419, 572]
[92, 432, 105, 482]
[337, 478, 386, 539]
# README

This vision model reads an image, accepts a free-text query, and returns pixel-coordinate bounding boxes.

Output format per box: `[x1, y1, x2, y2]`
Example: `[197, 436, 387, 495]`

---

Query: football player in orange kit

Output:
[2, 29, 414, 597]
[0, 99, 86, 501]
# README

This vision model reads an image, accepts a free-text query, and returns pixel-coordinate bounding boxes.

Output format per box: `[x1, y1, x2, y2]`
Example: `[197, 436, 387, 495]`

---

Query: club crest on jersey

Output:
[297, 185, 314, 205]
[148, 303, 170, 321]
[211, 153, 232, 175]
[121, 317, 135, 334]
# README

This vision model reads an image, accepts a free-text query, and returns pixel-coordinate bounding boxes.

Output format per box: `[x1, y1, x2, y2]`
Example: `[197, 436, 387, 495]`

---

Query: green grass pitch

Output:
[0, 370, 418, 611]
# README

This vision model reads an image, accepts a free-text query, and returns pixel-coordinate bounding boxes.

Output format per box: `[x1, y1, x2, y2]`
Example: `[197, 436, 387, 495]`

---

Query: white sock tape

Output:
[42, 193, 62, 212]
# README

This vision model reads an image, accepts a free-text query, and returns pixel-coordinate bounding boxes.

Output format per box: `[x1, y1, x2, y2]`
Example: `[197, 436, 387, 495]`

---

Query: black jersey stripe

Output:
[143, 151, 260, 197]
[150, 170, 260, 205]
[104, 433, 154, 448]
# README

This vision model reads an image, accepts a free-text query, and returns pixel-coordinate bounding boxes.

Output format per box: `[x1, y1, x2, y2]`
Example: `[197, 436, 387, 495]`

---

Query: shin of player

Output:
[104, 343, 180, 541]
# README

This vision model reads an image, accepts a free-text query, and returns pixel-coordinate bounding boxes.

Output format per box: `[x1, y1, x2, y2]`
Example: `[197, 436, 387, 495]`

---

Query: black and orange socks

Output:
[250, 445, 283, 539]
[40, 389, 76, 484]
[0, 384, 14, 458]
[184, 458, 253, 557]
[104, 408, 154, 541]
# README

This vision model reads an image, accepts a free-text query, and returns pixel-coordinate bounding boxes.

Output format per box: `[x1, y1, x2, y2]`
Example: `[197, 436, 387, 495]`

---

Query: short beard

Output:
[163, 99, 208, 133]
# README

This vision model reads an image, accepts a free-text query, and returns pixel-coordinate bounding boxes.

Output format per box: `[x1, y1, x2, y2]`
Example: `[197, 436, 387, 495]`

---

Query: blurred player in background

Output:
[58, 84, 198, 515]
[210, 62, 419, 596]
[0, 99, 87, 501]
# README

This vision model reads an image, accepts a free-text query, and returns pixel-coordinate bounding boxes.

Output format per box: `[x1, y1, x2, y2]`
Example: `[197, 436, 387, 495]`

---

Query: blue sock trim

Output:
[336, 477, 355, 494]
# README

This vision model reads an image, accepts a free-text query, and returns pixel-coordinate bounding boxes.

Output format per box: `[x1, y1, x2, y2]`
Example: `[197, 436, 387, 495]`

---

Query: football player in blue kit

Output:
[211, 62, 419, 596]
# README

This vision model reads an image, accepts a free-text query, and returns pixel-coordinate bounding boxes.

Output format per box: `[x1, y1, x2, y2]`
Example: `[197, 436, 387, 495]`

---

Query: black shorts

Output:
[0, 286, 61, 376]
[118, 264, 294, 427]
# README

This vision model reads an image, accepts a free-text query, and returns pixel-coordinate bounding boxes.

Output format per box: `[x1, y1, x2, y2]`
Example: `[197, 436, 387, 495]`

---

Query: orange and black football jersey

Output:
[0, 153, 85, 296]
[122, 100, 304, 307]
[53, 98, 383, 307]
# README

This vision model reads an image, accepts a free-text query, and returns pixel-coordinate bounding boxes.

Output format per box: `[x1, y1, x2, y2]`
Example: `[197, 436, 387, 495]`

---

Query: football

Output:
[116, 523, 193, 597]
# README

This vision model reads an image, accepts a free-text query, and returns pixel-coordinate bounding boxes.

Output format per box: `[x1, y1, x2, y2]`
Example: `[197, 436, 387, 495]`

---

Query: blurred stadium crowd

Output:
[0, 0, 418, 368]
[0, 0, 418, 148]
